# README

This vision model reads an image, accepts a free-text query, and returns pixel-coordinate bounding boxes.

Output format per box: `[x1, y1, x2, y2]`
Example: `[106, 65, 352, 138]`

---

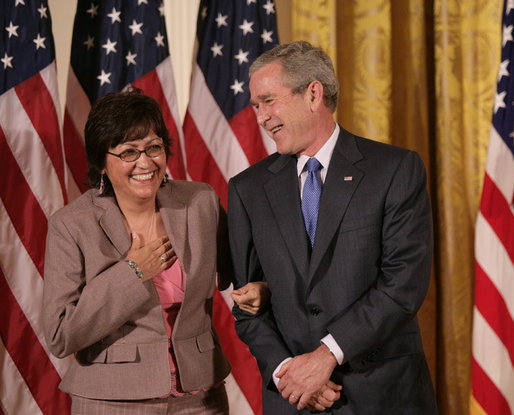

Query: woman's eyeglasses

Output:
[107, 143, 165, 162]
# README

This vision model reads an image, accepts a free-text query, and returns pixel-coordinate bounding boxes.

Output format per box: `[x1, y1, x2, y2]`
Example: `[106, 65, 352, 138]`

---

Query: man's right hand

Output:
[231, 281, 270, 314]
[305, 381, 342, 412]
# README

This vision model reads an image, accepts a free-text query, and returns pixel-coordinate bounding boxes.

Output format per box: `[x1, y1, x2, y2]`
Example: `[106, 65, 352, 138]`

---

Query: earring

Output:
[162, 173, 169, 184]
[99, 174, 105, 194]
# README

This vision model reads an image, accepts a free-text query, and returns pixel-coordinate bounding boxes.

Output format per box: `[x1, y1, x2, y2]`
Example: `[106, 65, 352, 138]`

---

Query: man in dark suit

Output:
[228, 41, 437, 414]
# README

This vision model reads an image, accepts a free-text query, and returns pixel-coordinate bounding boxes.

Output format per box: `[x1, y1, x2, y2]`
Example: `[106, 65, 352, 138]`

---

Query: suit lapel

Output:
[264, 155, 310, 279]
[94, 194, 132, 256]
[156, 184, 187, 271]
[309, 129, 364, 278]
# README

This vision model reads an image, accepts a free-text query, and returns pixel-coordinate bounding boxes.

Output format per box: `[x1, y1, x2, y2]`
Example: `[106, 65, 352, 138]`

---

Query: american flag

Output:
[471, 0, 514, 413]
[0, 1, 72, 414]
[63, 0, 186, 199]
[183, 1, 278, 413]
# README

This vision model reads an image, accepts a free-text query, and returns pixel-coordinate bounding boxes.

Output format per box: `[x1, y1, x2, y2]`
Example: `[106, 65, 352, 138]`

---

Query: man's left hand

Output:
[276, 344, 339, 410]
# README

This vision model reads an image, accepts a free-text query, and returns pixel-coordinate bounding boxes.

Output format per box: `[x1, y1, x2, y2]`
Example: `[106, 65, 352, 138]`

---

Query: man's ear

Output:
[308, 80, 324, 110]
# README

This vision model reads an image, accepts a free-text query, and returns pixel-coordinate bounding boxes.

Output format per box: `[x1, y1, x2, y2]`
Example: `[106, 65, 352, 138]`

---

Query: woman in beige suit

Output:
[43, 89, 234, 414]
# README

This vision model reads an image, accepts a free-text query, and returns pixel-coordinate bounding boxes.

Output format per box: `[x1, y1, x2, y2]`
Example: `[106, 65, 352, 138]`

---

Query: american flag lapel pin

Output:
[344, 176, 353, 181]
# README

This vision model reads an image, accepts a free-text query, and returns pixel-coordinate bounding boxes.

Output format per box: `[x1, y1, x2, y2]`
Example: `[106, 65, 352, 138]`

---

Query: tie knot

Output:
[306, 157, 322, 173]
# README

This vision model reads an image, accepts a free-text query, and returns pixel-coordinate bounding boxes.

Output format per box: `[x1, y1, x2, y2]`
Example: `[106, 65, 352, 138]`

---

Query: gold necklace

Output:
[128, 210, 156, 242]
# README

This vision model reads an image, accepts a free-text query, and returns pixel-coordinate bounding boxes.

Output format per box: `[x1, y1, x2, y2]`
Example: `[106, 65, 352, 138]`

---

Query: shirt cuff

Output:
[272, 357, 292, 388]
[321, 334, 344, 365]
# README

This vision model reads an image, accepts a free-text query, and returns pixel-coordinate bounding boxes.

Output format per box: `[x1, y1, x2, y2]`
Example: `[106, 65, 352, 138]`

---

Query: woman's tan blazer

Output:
[43, 181, 232, 400]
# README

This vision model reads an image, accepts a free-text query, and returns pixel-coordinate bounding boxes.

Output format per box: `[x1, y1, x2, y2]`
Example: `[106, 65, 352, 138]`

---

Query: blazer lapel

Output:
[264, 155, 310, 279]
[94, 194, 132, 256]
[156, 184, 187, 273]
[309, 129, 364, 279]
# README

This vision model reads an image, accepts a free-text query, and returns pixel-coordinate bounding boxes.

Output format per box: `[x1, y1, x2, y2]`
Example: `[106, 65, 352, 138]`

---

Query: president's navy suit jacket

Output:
[228, 127, 437, 414]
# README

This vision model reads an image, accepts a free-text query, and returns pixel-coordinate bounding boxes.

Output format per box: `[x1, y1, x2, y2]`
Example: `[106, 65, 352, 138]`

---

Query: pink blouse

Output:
[152, 260, 189, 396]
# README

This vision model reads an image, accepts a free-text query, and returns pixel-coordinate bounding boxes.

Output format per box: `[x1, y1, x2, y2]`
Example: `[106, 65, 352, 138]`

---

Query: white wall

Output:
[48, 0, 200, 120]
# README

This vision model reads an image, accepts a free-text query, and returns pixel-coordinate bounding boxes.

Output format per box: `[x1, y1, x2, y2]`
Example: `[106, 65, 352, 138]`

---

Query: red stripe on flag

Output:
[213, 290, 262, 415]
[471, 357, 511, 415]
[0, 268, 71, 414]
[183, 112, 228, 207]
[480, 173, 514, 262]
[474, 261, 514, 365]
[14, 73, 68, 205]
[63, 109, 89, 193]
[0, 127, 47, 277]
[132, 71, 187, 180]
[229, 106, 268, 165]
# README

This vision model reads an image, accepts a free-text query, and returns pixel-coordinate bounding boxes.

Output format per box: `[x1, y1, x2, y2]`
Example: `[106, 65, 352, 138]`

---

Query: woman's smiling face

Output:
[103, 132, 167, 205]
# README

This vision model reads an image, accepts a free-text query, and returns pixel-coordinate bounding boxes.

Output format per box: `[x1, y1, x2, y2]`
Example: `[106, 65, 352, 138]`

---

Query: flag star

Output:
[125, 51, 137, 66]
[102, 38, 117, 55]
[97, 69, 112, 85]
[5, 21, 20, 38]
[1, 53, 13, 69]
[138, 0, 148, 4]
[107, 8, 121, 24]
[87, 3, 99, 18]
[498, 59, 510, 81]
[38, 4, 48, 18]
[234, 49, 249, 65]
[211, 42, 223, 57]
[230, 79, 245, 95]
[129, 20, 144, 35]
[158, 2, 165, 16]
[263, 0, 276, 15]
[33, 33, 46, 49]
[239, 19, 254, 35]
[503, 24, 513, 46]
[507, 0, 514, 14]
[15, 0, 25, 5]
[84, 35, 94, 49]
[215, 13, 228, 28]
[261, 29, 273, 44]
[494, 90, 507, 113]
[155, 32, 165, 47]
[247, 0, 257, 4]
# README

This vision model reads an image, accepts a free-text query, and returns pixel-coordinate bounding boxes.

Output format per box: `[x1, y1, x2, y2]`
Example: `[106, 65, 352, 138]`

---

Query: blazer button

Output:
[310, 306, 321, 316]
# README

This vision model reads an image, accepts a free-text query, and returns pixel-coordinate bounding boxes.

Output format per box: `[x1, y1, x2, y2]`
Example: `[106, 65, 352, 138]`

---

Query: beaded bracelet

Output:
[125, 260, 143, 280]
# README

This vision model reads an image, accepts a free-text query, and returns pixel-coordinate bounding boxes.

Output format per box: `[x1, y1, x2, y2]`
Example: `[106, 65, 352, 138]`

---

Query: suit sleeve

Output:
[228, 178, 293, 387]
[327, 151, 433, 366]
[216, 203, 234, 291]
[43, 213, 152, 358]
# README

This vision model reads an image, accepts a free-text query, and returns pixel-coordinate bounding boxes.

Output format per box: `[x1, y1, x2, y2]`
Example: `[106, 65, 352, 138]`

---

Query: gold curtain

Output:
[287, 0, 502, 413]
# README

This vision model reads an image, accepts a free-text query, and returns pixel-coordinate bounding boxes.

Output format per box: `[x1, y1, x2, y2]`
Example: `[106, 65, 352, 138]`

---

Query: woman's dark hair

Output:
[85, 88, 171, 196]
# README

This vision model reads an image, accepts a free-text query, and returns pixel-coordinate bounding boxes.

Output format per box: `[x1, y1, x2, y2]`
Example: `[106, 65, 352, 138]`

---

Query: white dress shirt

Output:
[272, 124, 344, 388]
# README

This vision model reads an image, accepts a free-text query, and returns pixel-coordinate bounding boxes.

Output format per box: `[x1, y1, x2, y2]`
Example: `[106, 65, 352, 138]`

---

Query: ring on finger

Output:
[290, 394, 298, 401]
[160, 254, 167, 263]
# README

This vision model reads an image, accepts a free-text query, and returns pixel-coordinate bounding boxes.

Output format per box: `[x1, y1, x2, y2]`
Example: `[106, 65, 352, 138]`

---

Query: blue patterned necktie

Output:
[302, 157, 323, 247]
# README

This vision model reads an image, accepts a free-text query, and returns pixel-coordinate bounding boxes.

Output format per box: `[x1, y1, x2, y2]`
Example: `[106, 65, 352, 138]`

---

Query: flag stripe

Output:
[131, 61, 187, 180]
[63, 110, 90, 193]
[0, 88, 64, 218]
[472, 357, 512, 415]
[472, 308, 514, 413]
[475, 212, 514, 318]
[480, 173, 514, 262]
[213, 290, 262, 415]
[184, 111, 229, 206]
[187, 65, 250, 181]
[474, 261, 514, 365]
[0, 268, 71, 415]
[0, 127, 48, 277]
[0, 338, 42, 415]
[229, 105, 269, 165]
[15, 71, 67, 205]
[487, 128, 514, 205]
[155, 58, 189, 177]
